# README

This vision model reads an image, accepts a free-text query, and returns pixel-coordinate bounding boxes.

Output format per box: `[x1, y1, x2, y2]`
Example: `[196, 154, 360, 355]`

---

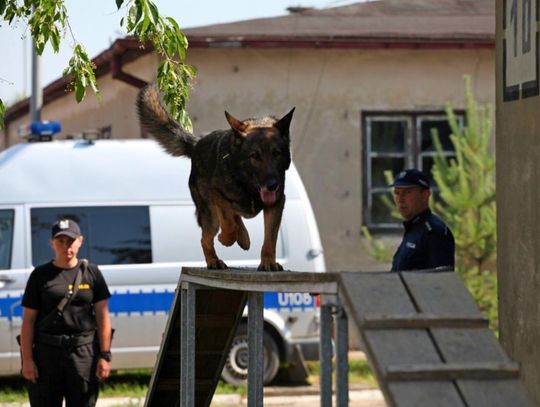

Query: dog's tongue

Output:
[260, 190, 277, 205]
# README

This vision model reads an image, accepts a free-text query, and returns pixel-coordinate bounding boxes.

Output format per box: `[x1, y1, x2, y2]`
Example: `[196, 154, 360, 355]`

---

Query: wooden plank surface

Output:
[432, 328, 512, 364]
[340, 271, 534, 407]
[364, 330, 442, 368]
[401, 272, 481, 317]
[339, 272, 417, 326]
[385, 362, 519, 381]
[458, 379, 535, 406]
[388, 382, 464, 407]
[361, 314, 488, 329]
[182, 268, 339, 293]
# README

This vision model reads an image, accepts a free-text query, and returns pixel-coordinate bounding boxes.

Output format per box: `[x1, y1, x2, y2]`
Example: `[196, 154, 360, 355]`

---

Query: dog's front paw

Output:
[257, 262, 284, 272]
[207, 259, 228, 269]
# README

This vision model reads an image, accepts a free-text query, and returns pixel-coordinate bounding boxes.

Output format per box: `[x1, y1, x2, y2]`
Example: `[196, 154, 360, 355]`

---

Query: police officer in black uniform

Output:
[20, 219, 112, 407]
[391, 169, 455, 272]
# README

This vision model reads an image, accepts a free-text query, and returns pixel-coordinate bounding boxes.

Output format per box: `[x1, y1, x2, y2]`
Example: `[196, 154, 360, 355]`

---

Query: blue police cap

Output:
[391, 169, 430, 189]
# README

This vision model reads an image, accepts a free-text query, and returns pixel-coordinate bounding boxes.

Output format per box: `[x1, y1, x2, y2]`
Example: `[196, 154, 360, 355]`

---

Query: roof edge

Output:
[4, 35, 494, 125]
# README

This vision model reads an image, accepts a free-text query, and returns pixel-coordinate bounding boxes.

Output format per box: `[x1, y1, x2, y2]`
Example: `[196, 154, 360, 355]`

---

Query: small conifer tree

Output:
[431, 75, 496, 274]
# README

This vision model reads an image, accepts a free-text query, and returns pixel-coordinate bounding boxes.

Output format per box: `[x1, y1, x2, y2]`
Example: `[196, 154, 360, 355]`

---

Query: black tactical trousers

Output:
[26, 341, 99, 407]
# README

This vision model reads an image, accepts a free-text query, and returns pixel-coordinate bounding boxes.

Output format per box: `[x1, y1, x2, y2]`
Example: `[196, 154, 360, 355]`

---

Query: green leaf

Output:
[115, 0, 124, 10]
[50, 31, 60, 53]
[75, 82, 85, 102]
[148, 1, 159, 24]
[0, 0, 7, 15]
[0, 99, 5, 129]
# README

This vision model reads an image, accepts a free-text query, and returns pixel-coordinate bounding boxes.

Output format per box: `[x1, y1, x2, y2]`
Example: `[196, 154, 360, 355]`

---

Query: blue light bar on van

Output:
[30, 121, 62, 136]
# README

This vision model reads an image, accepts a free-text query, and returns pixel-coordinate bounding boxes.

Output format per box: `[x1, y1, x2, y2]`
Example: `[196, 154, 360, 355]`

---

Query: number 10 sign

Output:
[503, 0, 539, 101]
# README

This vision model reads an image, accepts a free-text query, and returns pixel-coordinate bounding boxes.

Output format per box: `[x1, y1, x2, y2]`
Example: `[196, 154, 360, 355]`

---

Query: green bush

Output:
[459, 267, 498, 334]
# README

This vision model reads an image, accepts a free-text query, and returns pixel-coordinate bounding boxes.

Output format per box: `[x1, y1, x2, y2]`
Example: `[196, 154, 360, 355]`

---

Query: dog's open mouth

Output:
[260, 186, 279, 205]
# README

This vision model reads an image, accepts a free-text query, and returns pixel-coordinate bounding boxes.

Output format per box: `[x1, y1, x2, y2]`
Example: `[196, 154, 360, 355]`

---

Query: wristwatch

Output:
[99, 351, 112, 362]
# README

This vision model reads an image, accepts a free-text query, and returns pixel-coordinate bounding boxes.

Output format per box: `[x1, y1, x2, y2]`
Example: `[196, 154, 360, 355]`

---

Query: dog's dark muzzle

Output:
[265, 180, 280, 192]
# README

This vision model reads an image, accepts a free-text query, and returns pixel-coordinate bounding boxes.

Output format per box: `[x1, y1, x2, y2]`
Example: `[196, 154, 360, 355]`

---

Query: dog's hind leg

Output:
[258, 198, 285, 271]
[235, 216, 250, 250]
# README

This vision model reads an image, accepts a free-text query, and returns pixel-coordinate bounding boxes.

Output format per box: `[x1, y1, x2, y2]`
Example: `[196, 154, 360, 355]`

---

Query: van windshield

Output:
[0, 210, 14, 270]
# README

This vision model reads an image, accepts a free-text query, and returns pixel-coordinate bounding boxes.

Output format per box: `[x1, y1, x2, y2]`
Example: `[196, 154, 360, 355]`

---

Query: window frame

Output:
[0, 209, 15, 270]
[362, 110, 464, 231]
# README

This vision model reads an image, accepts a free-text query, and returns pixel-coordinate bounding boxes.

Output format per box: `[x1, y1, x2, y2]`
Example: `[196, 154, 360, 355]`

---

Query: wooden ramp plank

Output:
[361, 314, 488, 329]
[385, 362, 519, 381]
[144, 279, 247, 407]
[339, 272, 417, 325]
[401, 272, 481, 317]
[339, 271, 534, 407]
[432, 328, 512, 364]
[458, 380, 534, 407]
[364, 330, 442, 368]
[387, 382, 464, 407]
[339, 272, 459, 406]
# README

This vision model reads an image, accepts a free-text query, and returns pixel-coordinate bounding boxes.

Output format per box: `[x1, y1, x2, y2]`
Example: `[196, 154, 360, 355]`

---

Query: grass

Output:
[0, 359, 376, 403]
[0, 375, 27, 403]
[306, 359, 377, 387]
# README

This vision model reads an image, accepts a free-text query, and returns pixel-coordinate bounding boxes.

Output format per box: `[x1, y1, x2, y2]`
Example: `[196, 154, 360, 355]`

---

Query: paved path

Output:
[0, 388, 385, 407]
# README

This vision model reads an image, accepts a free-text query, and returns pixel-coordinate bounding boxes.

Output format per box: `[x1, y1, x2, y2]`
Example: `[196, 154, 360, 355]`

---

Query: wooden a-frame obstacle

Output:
[144, 268, 533, 407]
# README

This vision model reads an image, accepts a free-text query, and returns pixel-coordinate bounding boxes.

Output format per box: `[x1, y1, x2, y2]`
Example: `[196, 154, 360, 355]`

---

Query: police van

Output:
[0, 137, 326, 385]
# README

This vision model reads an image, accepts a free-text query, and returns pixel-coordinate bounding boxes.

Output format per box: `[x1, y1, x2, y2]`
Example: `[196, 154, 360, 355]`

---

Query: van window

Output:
[31, 206, 152, 266]
[0, 210, 14, 270]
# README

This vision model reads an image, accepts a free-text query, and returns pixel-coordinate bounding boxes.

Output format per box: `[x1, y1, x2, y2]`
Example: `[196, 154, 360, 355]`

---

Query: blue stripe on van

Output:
[0, 294, 23, 319]
[0, 291, 315, 320]
[108, 290, 174, 315]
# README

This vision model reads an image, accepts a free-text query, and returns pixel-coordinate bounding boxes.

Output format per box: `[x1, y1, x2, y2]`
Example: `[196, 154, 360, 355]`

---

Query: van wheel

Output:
[221, 324, 280, 386]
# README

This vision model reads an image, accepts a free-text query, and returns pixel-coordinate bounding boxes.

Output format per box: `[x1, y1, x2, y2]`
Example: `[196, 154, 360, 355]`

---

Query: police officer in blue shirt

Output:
[391, 169, 455, 272]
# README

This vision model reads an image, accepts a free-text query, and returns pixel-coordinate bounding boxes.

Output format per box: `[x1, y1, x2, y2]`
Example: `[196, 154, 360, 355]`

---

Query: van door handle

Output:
[307, 249, 322, 259]
[0, 275, 15, 285]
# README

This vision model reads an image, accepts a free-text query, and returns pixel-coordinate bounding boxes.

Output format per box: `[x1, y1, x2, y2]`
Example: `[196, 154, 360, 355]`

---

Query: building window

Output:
[363, 112, 463, 229]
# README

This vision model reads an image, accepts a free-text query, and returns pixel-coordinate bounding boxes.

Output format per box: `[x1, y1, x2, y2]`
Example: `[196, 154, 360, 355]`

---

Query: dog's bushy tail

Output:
[136, 84, 196, 157]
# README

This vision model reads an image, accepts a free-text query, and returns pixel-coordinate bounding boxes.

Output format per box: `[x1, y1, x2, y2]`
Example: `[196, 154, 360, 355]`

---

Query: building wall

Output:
[495, 0, 540, 403]
[3, 46, 495, 272]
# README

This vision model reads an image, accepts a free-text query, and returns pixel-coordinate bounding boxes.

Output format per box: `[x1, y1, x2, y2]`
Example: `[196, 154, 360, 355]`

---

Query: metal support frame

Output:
[180, 282, 196, 407]
[336, 303, 349, 407]
[174, 269, 345, 407]
[248, 292, 264, 407]
[319, 296, 350, 407]
[319, 299, 333, 407]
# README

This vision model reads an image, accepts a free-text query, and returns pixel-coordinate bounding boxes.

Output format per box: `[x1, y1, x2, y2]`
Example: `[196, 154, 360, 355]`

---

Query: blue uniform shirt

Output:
[391, 208, 455, 272]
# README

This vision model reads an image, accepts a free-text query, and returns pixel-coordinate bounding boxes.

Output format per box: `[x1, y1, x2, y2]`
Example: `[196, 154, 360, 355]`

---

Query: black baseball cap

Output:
[51, 219, 81, 239]
[391, 169, 430, 189]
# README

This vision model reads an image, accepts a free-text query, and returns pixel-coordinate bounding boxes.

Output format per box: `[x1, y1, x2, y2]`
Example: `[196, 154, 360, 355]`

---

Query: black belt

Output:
[35, 331, 95, 349]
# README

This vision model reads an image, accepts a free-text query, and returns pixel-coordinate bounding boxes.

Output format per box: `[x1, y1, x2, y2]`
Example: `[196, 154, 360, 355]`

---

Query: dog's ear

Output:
[275, 107, 295, 138]
[225, 111, 248, 136]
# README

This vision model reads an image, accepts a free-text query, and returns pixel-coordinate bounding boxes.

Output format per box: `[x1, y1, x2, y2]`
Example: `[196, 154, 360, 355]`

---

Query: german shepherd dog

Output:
[137, 85, 294, 271]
